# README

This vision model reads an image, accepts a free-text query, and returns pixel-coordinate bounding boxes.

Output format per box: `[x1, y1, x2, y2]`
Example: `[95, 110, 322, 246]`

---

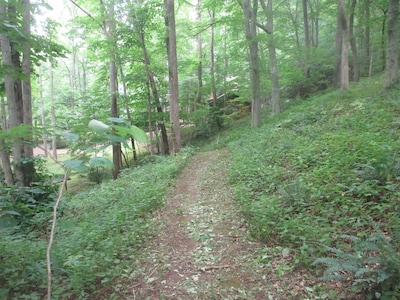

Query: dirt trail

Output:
[125, 148, 359, 300]
[129, 148, 313, 299]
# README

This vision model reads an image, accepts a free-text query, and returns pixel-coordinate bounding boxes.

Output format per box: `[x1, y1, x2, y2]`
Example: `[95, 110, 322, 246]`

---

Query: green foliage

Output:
[87, 166, 111, 184]
[314, 221, 400, 300]
[0, 148, 193, 298]
[227, 77, 400, 270]
[0, 156, 58, 228]
[64, 118, 148, 173]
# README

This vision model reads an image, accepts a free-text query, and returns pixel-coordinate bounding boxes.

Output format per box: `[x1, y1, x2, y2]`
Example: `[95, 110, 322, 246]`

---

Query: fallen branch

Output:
[42, 147, 70, 300]
[201, 264, 232, 271]
[46, 168, 70, 300]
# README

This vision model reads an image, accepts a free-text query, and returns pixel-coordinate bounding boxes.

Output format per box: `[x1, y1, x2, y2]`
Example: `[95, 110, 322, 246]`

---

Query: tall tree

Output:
[131, 0, 170, 155]
[0, 92, 13, 186]
[22, 0, 34, 165]
[348, 0, 359, 82]
[260, 0, 280, 115]
[384, 0, 399, 88]
[99, 0, 122, 178]
[164, 0, 181, 152]
[0, 3, 26, 186]
[302, 0, 310, 76]
[194, 0, 202, 111]
[333, 0, 349, 90]
[242, 0, 261, 127]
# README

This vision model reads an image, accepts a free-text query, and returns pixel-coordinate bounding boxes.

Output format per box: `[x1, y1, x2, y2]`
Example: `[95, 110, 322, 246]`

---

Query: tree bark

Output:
[349, 0, 359, 82]
[302, 0, 310, 77]
[259, 0, 280, 115]
[243, 0, 261, 127]
[22, 0, 34, 184]
[333, 1, 343, 88]
[194, 0, 202, 111]
[0, 96, 13, 186]
[50, 66, 58, 160]
[119, 65, 137, 162]
[136, 27, 170, 155]
[164, 0, 181, 152]
[0, 3, 25, 186]
[39, 75, 48, 156]
[339, 0, 349, 90]
[380, 8, 388, 72]
[333, 0, 349, 90]
[384, 0, 399, 89]
[99, 0, 121, 178]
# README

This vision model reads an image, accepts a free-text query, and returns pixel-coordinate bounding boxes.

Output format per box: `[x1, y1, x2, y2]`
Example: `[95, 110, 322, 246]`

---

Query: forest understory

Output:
[126, 148, 357, 300]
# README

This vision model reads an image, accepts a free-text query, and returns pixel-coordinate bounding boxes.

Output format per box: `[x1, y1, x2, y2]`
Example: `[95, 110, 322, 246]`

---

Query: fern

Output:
[314, 219, 400, 299]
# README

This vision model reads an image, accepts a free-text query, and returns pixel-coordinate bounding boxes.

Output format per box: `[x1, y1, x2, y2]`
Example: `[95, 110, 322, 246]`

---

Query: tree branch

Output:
[256, 22, 272, 34]
[68, 0, 106, 32]
[46, 167, 70, 300]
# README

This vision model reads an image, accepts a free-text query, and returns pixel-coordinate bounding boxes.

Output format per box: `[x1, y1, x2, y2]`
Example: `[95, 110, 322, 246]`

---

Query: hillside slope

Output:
[226, 77, 400, 297]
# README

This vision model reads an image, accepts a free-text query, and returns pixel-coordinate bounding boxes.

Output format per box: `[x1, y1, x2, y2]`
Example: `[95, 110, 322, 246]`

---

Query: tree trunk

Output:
[22, 0, 34, 184]
[309, 0, 320, 47]
[333, 0, 349, 89]
[209, 8, 221, 128]
[384, 0, 399, 89]
[50, 66, 58, 160]
[136, 27, 170, 155]
[242, 0, 261, 127]
[119, 65, 137, 161]
[380, 9, 388, 72]
[339, 0, 349, 90]
[264, 0, 280, 115]
[302, 0, 310, 77]
[0, 3, 25, 186]
[0, 95, 13, 186]
[145, 78, 155, 156]
[39, 75, 48, 156]
[349, 0, 359, 82]
[194, 0, 202, 111]
[100, 0, 122, 178]
[364, 0, 371, 74]
[0, 145, 13, 186]
[333, 1, 343, 88]
[164, 0, 181, 153]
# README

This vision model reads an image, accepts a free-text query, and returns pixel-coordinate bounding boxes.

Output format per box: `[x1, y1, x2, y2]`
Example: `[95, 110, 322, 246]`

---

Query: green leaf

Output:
[106, 134, 126, 143]
[108, 117, 129, 124]
[0, 124, 33, 140]
[60, 132, 79, 142]
[64, 160, 89, 172]
[131, 125, 148, 144]
[89, 157, 114, 168]
[113, 125, 148, 143]
[113, 125, 132, 137]
[4, 210, 21, 216]
[88, 119, 110, 134]
[0, 214, 19, 229]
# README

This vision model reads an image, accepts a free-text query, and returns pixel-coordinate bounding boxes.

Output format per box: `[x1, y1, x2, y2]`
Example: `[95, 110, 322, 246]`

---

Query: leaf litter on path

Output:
[128, 148, 324, 300]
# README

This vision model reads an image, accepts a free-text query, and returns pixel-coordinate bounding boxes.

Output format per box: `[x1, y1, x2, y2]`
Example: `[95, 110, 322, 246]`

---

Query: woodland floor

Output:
[127, 148, 353, 300]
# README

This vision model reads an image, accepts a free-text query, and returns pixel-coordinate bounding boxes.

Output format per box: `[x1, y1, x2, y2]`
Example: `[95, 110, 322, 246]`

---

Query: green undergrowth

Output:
[227, 77, 400, 266]
[0, 148, 193, 299]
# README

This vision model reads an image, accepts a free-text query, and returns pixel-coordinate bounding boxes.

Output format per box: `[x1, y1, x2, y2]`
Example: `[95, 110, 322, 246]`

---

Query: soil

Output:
[127, 148, 355, 300]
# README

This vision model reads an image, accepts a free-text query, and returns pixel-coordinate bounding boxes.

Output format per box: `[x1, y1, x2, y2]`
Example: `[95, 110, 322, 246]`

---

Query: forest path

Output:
[129, 148, 301, 299]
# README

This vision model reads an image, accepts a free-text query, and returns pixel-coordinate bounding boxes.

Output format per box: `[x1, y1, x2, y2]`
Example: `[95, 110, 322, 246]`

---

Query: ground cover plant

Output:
[1, 76, 399, 299]
[0, 149, 193, 299]
[227, 76, 400, 297]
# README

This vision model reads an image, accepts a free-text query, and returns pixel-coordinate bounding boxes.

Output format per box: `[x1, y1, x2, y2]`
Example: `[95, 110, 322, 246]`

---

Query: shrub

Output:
[87, 166, 112, 184]
[0, 156, 58, 228]
[314, 221, 400, 300]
